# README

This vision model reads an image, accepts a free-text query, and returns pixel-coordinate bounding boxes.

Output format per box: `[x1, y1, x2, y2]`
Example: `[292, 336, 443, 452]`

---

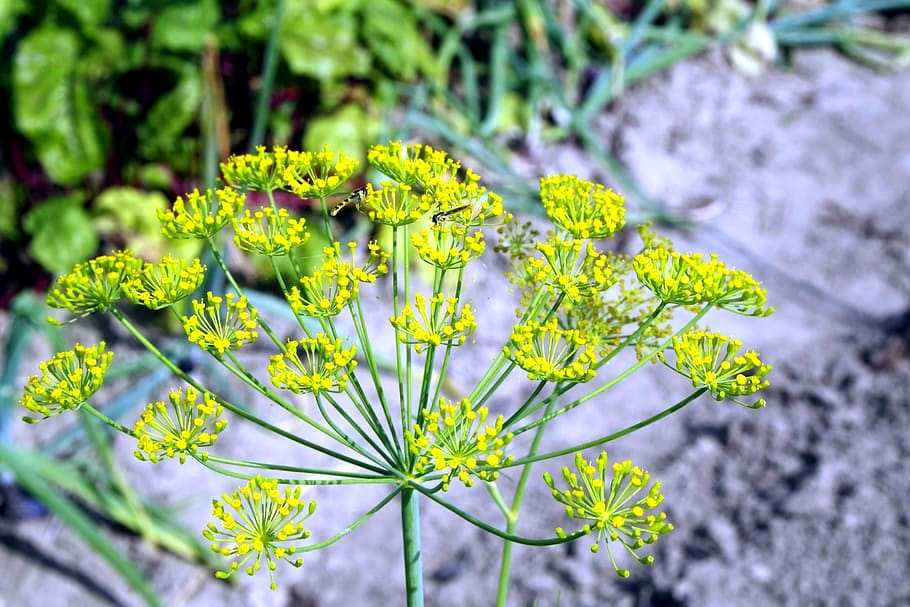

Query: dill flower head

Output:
[431, 177, 509, 228]
[183, 292, 259, 356]
[409, 397, 514, 490]
[389, 293, 477, 353]
[233, 206, 309, 257]
[503, 318, 598, 383]
[544, 451, 673, 576]
[159, 188, 243, 240]
[220, 145, 292, 192]
[412, 224, 485, 270]
[669, 330, 771, 407]
[46, 251, 142, 317]
[633, 246, 773, 315]
[282, 147, 359, 199]
[539, 175, 626, 239]
[495, 218, 540, 260]
[203, 476, 316, 590]
[20, 342, 113, 422]
[133, 386, 227, 464]
[288, 242, 388, 318]
[267, 335, 358, 396]
[368, 141, 461, 190]
[124, 256, 205, 310]
[522, 236, 620, 302]
[357, 182, 431, 226]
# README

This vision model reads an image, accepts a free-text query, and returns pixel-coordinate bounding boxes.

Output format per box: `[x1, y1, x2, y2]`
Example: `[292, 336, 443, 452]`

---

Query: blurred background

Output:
[1, 1, 909, 605]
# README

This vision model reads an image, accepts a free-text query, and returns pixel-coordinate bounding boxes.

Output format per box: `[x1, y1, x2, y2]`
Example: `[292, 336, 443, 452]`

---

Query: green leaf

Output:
[0, 178, 19, 239]
[23, 194, 99, 274]
[0, 445, 163, 607]
[94, 187, 201, 259]
[13, 25, 107, 185]
[280, 0, 370, 81]
[55, 0, 112, 27]
[0, 0, 26, 44]
[138, 66, 202, 165]
[360, 0, 430, 80]
[303, 103, 371, 161]
[151, 0, 220, 51]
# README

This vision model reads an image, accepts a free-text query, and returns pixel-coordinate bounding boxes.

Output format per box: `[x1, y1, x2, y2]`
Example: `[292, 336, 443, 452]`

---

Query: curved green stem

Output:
[412, 483, 585, 545]
[82, 403, 136, 437]
[301, 487, 402, 552]
[198, 458, 392, 485]
[205, 454, 392, 479]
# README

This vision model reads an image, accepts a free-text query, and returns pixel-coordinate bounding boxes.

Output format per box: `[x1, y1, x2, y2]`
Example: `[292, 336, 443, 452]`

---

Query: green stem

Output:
[82, 403, 136, 437]
[205, 454, 391, 479]
[302, 487, 402, 552]
[248, 0, 284, 150]
[400, 488, 424, 607]
[496, 397, 557, 607]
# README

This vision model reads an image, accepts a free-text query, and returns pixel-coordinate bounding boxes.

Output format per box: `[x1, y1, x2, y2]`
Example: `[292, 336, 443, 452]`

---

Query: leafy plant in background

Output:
[20, 143, 774, 605]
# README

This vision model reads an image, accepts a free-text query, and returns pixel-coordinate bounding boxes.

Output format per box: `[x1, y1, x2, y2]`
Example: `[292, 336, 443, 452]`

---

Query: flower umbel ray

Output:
[204, 476, 316, 590]
[544, 451, 673, 577]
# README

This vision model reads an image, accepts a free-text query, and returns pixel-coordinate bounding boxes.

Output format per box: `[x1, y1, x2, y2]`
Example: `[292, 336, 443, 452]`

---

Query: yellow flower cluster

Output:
[133, 387, 227, 464]
[503, 318, 598, 383]
[287, 242, 388, 317]
[204, 476, 316, 590]
[268, 335, 358, 396]
[46, 251, 141, 317]
[539, 175, 626, 239]
[432, 175, 509, 228]
[412, 224, 485, 270]
[520, 236, 620, 302]
[389, 293, 477, 353]
[282, 147, 359, 199]
[545, 451, 673, 576]
[159, 188, 243, 240]
[408, 398, 514, 490]
[669, 331, 771, 407]
[368, 141, 461, 190]
[358, 183, 431, 226]
[633, 246, 772, 316]
[20, 342, 113, 422]
[220, 145, 292, 192]
[124, 256, 205, 310]
[183, 292, 259, 356]
[233, 206, 309, 257]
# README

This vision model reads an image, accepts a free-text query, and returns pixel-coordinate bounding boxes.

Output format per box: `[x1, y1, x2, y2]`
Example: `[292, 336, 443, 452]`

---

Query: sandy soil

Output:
[1, 49, 909, 607]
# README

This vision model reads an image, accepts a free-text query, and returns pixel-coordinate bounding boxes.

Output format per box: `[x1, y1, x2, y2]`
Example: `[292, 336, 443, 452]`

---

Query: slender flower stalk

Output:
[25, 143, 775, 604]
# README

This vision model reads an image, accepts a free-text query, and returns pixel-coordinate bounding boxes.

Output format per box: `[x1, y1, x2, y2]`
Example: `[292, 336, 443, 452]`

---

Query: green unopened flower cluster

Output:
[268, 335, 358, 396]
[233, 206, 309, 257]
[204, 476, 316, 590]
[183, 292, 259, 356]
[158, 188, 243, 240]
[669, 330, 772, 407]
[133, 387, 227, 463]
[20, 342, 113, 422]
[545, 451, 673, 577]
[504, 318, 598, 383]
[124, 256, 206, 310]
[46, 251, 141, 317]
[390, 293, 477, 353]
[539, 175, 626, 239]
[409, 398, 514, 490]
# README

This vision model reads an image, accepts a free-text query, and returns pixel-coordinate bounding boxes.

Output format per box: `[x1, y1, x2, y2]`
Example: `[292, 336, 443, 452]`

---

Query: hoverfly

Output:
[432, 204, 471, 225]
[331, 186, 368, 216]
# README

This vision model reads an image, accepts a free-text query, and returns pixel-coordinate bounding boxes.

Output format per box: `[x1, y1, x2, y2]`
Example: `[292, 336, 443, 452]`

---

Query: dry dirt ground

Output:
[1, 48, 909, 606]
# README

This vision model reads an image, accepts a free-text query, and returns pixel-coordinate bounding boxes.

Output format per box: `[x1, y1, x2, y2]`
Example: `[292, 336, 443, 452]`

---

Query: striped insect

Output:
[431, 204, 472, 225]
[331, 187, 368, 216]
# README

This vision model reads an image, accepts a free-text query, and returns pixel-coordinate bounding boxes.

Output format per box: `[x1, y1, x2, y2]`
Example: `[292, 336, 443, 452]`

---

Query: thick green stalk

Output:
[400, 489, 424, 607]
